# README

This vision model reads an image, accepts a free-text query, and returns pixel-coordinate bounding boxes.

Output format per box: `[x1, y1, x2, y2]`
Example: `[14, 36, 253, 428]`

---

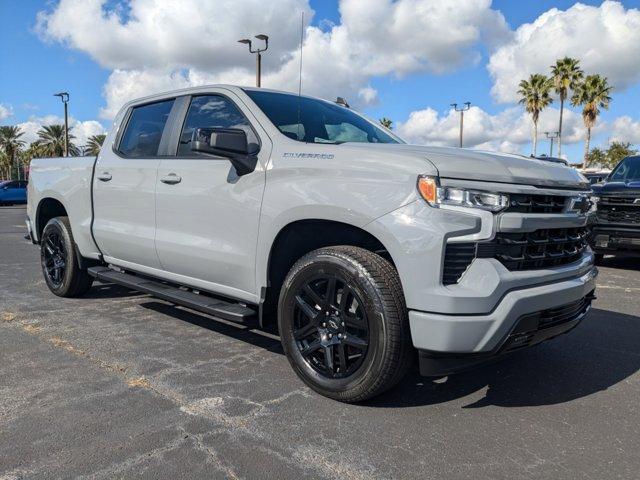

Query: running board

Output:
[87, 266, 257, 325]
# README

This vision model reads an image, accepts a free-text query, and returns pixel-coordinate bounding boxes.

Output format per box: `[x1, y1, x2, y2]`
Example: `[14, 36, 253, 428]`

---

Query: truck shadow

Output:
[366, 307, 640, 409]
[116, 294, 640, 409]
[139, 300, 284, 355]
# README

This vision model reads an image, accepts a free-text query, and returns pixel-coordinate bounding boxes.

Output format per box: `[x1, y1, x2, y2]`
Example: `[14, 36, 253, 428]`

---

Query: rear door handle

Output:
[97, 172, 112, 182]
[160, 173, 182, 185]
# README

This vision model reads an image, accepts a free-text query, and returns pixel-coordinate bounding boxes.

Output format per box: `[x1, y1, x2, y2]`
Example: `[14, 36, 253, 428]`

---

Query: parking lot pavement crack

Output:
[177, 427, 241, 480]
[76, 434, 192, 480]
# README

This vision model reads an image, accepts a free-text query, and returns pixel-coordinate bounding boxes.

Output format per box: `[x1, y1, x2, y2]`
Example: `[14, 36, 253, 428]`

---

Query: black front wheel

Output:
[278, 246, 412, 402]
[40, 217, 93, 297]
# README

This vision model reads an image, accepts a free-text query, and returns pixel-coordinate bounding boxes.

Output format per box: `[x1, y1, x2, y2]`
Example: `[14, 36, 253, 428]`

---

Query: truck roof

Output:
[118, 84, 335, 112]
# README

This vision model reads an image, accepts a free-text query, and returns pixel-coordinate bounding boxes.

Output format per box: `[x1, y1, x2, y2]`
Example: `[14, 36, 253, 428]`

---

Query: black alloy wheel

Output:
[42, 229, 67, 288]
[293, 274, 369, 379]
[278, 245, 412, 402]
[40, 217, 93, 297]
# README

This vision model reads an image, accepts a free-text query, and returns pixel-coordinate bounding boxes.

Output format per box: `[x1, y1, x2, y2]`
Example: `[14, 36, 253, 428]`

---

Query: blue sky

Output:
[2, 0, 640, 163]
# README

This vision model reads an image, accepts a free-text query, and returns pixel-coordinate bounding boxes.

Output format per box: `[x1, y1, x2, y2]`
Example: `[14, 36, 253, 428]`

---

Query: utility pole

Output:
[544, 131, 559, 157]
[238, 34, 269, 87]
[54, 92, 70, 156]
[451, 102, 470, 148]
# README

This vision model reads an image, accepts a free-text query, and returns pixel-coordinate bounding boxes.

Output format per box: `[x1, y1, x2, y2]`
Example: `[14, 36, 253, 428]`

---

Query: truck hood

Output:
[345, 143, 589, 190]
[592, 181, 640, 194]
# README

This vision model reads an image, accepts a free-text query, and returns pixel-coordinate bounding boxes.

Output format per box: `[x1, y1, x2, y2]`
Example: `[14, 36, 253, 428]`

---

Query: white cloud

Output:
[610, 116, 640, 145]
[37, 0, 509, 119]
[397, 105, 592, 156]
[17, 115, 107, 146]
[0, 103, 13, 121]
[488, 1, 640, 103]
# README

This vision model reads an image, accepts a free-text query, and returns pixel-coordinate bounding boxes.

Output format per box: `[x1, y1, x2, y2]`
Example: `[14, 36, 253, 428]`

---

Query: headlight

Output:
[417, 176, 509, 212]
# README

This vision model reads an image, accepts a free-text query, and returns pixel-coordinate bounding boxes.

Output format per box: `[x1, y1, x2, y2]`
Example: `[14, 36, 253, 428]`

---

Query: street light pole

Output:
[451, 102, 471, 148]
[54, 92, 70, 157]
[544, 131, 559, 157]
[238, 34, 269, 87]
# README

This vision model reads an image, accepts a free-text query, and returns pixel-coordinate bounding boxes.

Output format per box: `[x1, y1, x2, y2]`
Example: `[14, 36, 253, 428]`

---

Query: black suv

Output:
[591, 155, 640, 259]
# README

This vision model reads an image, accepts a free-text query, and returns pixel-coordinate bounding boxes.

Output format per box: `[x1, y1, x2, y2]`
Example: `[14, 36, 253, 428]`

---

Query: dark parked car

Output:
[591, 156, 640, 259]
[0, 180, 28, 205]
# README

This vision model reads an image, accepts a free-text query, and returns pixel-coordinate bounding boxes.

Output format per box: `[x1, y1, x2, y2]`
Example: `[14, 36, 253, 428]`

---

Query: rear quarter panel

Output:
[28, 156, 100, 258]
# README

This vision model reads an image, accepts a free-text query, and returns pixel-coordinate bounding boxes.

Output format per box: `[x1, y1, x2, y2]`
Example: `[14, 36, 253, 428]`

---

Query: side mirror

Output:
[191, 127, 257, 176]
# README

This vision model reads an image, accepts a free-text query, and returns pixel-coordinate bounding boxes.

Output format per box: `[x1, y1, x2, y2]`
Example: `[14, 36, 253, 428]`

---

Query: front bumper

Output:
[409, 266, 597, 356]
[417, 287, 595, 376]
[592, 226, 640, 254]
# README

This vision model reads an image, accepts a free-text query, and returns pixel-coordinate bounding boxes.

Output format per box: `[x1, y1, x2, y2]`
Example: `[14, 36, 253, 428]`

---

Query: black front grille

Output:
[506, 194, 567, 214]
[442, 226, 590, 284]
[442, 243, 476, 285]
[597, 203, 640, 225]
[600, 196, 639, 205]
[490, 227, 590, 270]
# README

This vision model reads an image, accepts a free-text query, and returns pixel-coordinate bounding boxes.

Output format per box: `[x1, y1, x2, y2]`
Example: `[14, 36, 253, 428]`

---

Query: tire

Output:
[40, 216, 93, 297]
[278, 246, 412, 402]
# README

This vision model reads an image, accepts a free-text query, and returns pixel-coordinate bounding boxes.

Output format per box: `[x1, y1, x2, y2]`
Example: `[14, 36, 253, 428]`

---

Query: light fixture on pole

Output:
[451, 102, 471, 148]
[54, 92, 70, 157]
[544, 131, 559, 157]
[238, 34, 269, 87]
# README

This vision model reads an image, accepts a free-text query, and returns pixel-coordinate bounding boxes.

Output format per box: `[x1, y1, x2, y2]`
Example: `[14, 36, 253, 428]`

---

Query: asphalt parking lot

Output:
[1, 205, 639, 480]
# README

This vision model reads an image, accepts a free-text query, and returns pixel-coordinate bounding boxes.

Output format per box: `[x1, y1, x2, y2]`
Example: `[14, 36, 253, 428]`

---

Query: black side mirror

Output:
[191, 127, 257, 176]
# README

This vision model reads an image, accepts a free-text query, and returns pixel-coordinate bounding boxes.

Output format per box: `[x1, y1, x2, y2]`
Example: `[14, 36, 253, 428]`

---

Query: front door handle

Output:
[160, 173, 182, 185]
[97, 172, 112, 182]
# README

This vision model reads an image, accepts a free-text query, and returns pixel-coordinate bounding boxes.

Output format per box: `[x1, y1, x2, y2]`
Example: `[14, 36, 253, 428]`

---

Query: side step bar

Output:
[87, 266, 257, 325]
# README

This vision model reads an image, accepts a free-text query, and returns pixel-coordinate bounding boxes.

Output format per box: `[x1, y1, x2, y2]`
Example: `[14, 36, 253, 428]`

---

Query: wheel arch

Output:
[35, 197, 68, 242]
[259, 218, 397, 328]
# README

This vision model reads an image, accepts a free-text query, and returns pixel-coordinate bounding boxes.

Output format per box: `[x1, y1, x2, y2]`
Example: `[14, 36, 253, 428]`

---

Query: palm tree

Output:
[551, 57, 583, 157]
[518, 73, 554, 156]
[36, 124, 79, 157]
[86, 134, 106, 156]
[0, 125, 26, 180]
[20, 141, 47, 170]
[379, 117, 393, 130]
[571, 74, 612, 162]
[0, 150, 11, 180]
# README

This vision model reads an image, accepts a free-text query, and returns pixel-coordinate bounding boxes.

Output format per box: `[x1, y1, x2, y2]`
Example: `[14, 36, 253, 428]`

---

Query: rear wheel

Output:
[278, 246, 412, 402]
[40, 217, 93, 297]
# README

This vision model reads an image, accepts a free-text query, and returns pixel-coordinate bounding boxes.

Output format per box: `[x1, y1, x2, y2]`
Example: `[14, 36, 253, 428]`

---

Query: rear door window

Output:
[118, 99, 175, 157]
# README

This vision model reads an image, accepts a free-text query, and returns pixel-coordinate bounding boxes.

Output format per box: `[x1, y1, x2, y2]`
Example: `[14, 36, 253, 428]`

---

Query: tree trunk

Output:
[558, 96, 564, 158]
[584, 126, 591, 164]
[533, 118, 538, 156]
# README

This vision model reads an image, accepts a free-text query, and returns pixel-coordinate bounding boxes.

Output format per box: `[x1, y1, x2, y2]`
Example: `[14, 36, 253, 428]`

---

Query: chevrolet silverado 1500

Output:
[591, 155, 640, 259]
[26, 85, 597, 401]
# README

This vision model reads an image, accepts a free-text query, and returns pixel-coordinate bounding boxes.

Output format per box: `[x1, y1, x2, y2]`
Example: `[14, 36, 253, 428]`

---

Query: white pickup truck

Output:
[27, 85, 597, 402]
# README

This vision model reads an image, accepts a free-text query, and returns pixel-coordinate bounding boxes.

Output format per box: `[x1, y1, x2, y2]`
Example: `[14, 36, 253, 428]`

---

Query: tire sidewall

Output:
[41, 218, 78, 296]
[278, 251, 390, 396]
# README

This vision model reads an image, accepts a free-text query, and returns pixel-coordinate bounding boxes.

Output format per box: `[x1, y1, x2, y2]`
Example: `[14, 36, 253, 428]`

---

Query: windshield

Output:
[244, 90, 402, 144]
[608, 156, 640, 183]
